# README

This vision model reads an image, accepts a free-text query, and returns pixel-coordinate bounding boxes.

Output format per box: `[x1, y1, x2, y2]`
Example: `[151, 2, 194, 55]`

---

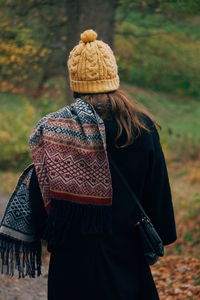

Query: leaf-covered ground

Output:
[152, 255, 200, 300]
[0, 263, 48, 300]
[0, 254, 200, 300]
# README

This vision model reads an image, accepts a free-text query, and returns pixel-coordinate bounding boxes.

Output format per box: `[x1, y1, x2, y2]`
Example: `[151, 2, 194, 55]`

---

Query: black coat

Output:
[31, 115, 177, 300]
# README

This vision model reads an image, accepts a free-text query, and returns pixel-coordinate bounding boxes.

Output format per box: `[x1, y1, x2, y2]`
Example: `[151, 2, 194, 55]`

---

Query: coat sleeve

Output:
[142, 124, 177, 246]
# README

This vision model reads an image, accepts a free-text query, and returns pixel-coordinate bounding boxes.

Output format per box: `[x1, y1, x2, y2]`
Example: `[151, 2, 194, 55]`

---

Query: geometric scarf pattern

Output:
[29, 98, 112, 213]
[0, 98, 113, 277]
[0, 165, 41, 278]
[0, 164, 35, 242]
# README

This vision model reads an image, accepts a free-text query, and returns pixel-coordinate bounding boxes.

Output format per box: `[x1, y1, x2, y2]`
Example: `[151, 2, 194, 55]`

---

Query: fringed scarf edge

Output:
[0, 233, 41, 278]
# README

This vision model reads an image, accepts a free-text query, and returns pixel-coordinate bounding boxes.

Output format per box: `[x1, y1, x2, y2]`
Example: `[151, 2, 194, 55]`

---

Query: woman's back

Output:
[104, 116, 176, 244]
[47, 114, 176, 300]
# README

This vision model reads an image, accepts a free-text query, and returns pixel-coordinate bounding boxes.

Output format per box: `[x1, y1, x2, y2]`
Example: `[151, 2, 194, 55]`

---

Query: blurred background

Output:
[0, 1, 200, 299]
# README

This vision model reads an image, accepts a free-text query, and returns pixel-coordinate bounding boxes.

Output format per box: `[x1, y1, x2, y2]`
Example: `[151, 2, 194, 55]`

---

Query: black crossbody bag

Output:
[109, 155, 164, 265]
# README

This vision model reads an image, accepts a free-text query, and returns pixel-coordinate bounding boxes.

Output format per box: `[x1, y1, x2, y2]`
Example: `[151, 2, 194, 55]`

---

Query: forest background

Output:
[0, 1, 200, 299]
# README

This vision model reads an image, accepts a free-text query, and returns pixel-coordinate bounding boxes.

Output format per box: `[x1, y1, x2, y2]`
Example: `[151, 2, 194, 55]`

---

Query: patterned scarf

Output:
[0, 98, 112, 277]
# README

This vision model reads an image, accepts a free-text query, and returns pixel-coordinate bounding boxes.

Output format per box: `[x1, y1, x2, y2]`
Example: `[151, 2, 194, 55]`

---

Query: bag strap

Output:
[108, 154, 150, 222]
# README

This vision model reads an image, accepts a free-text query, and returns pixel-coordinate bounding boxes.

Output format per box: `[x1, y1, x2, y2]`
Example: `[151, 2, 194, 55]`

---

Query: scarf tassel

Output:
[0, 235, 41, 278]
[43, 199, 112, 250]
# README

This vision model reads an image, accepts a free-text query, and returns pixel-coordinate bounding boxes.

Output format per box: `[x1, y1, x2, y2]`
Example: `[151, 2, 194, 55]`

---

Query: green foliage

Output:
[115, 12, 200, 99]
[175, 244, 183, 254]
[160, 0, 200, 18]
[0, 0, 67, 94]
[0, 4, 51, 93]
[184, 231, 195, 243]
[0, 92, 64, 170]
[117, 0, 200, 18]
[0, 94, 36, 169]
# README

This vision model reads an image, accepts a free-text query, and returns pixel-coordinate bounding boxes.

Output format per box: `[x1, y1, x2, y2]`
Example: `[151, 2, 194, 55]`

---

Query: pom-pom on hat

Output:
[67, 29, 120, 93]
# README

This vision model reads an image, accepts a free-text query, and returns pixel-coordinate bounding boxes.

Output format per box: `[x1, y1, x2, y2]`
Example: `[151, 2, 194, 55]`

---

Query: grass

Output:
[0, 91, 66, 118]
[124, 84, 200, 161]
[124, 84, 200, 137]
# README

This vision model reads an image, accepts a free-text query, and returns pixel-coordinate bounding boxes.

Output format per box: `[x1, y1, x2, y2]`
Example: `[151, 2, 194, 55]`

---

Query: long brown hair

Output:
[74, 90, 160, 148]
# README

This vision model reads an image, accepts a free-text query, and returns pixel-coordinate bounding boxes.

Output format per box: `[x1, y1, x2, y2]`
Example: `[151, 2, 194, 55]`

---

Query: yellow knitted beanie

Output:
[67, 29, 120, 93]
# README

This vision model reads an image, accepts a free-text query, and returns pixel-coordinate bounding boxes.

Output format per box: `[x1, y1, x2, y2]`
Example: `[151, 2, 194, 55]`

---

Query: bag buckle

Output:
[134, 215, 150, 227]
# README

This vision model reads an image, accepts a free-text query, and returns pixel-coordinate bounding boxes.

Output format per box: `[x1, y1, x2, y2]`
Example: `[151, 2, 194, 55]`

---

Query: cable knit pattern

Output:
[67, 29, 119, 93]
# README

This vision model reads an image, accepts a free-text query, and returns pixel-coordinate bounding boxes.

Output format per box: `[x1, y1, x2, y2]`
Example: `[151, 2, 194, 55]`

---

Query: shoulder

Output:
[137, 112, 156, 130]
[137, 112, 161, 140]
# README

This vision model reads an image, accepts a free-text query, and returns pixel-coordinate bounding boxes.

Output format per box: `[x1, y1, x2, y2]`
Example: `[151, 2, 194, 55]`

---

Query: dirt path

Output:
[0, 193, 49, 300]
[0, 263, 49, 300]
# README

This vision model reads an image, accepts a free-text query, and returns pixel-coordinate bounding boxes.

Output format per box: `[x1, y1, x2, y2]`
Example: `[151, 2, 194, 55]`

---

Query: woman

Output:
[0, 29, 177, 299]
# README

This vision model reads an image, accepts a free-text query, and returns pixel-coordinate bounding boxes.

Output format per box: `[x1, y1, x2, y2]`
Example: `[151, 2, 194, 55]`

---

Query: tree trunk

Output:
[65, 0, 116, 100]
